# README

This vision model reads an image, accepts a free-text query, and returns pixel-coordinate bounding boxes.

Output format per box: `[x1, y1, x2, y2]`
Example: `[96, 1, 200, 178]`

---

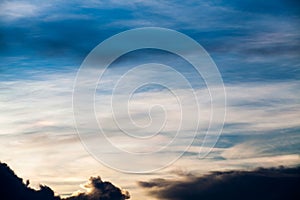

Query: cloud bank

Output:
[0, 161, 129, 200]
[139, 166, 300, 200]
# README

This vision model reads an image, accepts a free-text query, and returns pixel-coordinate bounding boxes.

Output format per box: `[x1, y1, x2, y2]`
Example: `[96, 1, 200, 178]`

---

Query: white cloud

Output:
[224, 81, 300, 133]
[0, 1, 39, 20]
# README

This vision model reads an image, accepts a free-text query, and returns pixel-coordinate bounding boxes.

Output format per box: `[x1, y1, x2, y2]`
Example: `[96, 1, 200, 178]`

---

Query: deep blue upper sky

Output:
[1, 0, 299, 82]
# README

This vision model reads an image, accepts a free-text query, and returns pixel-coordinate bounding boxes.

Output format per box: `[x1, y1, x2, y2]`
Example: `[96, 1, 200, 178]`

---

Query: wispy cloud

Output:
[1, 68, 299, 171]
[0, 1, 39, 21]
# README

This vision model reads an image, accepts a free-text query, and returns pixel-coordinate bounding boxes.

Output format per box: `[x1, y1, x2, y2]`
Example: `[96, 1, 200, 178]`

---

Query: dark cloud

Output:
[0, 161, 130, 200]
[139, 166, 300, 200]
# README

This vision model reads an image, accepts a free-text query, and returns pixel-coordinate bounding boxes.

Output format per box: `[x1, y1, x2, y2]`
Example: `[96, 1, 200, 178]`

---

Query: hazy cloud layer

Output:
[1, 70, 299, 172]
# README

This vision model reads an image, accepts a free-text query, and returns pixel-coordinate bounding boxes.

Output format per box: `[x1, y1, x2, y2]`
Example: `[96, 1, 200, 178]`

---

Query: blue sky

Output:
[0, 0, 300, 199]
[1, 0, 299, 82]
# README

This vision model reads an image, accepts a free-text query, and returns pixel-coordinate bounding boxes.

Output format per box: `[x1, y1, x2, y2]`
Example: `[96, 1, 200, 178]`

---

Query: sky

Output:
[0, 0, 300, 199]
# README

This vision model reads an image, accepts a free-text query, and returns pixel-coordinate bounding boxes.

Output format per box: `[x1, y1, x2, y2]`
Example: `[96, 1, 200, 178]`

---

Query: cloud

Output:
[1, 69, 299, 173]
[0, 161, 130, 200]
[220, 0, 300, 16]
[1, 0, 299, 198]
[66, 177, 130, 200]
[139, 166, 300, 200]
[0, 0, 299, 90]
[0, 1, 39, 21]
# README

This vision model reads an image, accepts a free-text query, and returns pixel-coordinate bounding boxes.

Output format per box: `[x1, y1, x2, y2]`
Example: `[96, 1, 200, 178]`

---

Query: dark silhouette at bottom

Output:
[0, 161, 130, 200]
